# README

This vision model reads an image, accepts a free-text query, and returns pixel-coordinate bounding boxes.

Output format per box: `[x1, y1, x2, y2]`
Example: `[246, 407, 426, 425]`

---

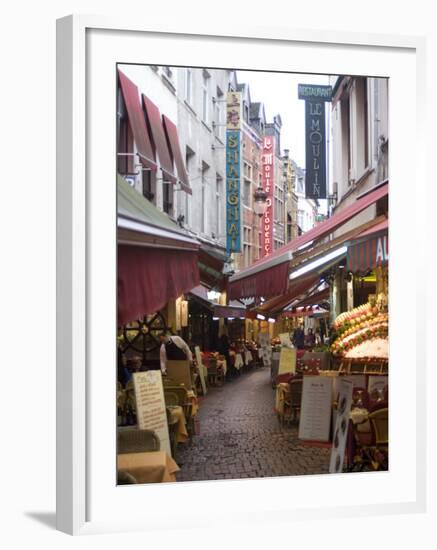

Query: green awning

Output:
[117, 174, 189, 237]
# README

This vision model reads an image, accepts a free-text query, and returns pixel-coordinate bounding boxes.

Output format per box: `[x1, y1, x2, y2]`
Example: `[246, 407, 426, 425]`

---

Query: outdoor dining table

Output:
[117, 451, 180, 483]
[201, 352, 227, 377]
[233, 353, 244, 370]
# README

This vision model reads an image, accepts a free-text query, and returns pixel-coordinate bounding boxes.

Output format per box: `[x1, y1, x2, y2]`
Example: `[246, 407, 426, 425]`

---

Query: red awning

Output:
[347, 219, 388, 273]
[229, 181, 388, 299]
[142, 94, 176, 184]
[230, 261, 290, 300]
[118, 245, 200, 325]
[118, 70, 156, 171]
[290, 287, 330, 309]
[162, 115, 192, 194]
[257, 275, 320, 315]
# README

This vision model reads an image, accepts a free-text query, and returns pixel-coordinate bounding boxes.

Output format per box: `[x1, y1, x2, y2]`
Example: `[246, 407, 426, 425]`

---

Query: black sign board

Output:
[304, 100, 327, 199]
[298, 84, 332, 101]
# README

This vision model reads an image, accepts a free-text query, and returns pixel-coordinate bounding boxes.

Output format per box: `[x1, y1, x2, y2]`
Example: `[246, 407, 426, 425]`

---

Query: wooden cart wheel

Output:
[122, 313, 169, 354]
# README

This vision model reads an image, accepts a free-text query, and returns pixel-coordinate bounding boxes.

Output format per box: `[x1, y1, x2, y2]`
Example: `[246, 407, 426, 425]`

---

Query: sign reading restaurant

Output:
[226, 92, 242, 253]
[261, 136, 275, 257]
[299, 84, 332, 200]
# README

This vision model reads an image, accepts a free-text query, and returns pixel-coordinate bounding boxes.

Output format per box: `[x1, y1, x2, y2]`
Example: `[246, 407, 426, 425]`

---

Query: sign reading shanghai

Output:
[261, 136, 275, 257]
[226, 92, 242, 253]
[299, 84, 332, 200]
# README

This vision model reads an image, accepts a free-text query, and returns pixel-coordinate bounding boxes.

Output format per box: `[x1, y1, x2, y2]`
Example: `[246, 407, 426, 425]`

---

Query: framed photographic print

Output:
[56, 15, 427, 535]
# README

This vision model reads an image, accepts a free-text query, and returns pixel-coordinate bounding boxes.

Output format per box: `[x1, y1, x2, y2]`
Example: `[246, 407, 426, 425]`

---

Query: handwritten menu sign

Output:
[133, 371, 171, 457]
[298, 376, 333, 442]
[278, 347, 297, 375]
[194, 346, 207, 395]
[329, 378, 353, 473]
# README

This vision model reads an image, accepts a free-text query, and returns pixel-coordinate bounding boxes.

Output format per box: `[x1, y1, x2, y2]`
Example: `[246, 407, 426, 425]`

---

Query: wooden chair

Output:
[117, 470, 138, 485]
[350, 407, 388, 471]
[117, 428, 160, 454]
[164, 386, 194, 439]
[283, 379, 303, 426]
[207, 359, 218, 386]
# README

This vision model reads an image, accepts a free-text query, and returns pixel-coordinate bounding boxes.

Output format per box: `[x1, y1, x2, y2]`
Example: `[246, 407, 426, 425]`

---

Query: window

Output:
[363, 78, 369, 168]
[201, 162, 209, 233]
[202, 71, 210, 123]
[214, 87, 224, 140]
[341, 95, 352, 185]
[185, 147, 195, 227]
[243, 227, 252, 267]
[215, 175, 222, 237]
[243, 179, 251, 207]
[185, 68, 193, 104]
[163, 180, 174, 217]
[142, 170, 156, 204]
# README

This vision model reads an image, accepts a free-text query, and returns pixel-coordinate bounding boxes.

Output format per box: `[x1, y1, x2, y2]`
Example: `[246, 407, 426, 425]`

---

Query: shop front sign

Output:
[261, 136, 275, 257]
[347, 230, 389, 273]
[298, 83, 332, 200]
[226, 91, 242, 253]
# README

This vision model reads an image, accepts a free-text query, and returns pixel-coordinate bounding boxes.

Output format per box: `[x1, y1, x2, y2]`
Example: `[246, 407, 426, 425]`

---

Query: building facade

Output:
[291, 159, 318, 234]
[329, 75, 389, 319]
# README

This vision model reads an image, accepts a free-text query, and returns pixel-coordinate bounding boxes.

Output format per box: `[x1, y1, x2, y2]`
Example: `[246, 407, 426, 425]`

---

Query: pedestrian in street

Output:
[305, 328, 316, 349]
[292, 324, 305, 350]
[159, 331, 193, 375]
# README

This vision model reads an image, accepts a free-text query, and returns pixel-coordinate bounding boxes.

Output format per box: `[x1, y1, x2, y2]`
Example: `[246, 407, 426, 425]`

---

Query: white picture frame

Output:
[56, 15, 427, 535]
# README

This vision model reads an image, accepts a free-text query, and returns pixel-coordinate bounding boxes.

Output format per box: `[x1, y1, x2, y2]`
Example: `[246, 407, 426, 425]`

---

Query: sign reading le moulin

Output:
[299, 84, 332, 200]
[226, 92, 242, 253]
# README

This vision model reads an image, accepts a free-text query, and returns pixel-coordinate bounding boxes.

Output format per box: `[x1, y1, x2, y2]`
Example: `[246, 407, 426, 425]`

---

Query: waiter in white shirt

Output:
[159, 331, 193, 375]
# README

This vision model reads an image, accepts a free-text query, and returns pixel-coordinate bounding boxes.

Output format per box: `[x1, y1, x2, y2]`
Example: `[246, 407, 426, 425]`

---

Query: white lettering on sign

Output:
[375, 235, 389, 264]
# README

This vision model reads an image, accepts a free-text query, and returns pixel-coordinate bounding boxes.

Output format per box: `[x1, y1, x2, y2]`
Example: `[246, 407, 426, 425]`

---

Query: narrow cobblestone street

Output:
[176, 366, 330, 482]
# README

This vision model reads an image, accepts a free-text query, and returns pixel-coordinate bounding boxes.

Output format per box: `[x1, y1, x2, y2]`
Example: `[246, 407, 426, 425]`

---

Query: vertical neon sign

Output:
[261, 136, 275, 256]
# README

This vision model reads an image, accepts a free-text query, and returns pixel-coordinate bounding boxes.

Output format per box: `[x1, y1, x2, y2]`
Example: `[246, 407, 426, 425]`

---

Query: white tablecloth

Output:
[234, 353, 244, 370]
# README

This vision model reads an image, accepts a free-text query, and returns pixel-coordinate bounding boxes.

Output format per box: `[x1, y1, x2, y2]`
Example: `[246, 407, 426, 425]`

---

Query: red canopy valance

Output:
[118, 245, 200, 325]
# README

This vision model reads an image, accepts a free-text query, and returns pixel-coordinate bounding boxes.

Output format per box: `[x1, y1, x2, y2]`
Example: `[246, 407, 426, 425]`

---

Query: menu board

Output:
[133, 371, 171, 456]
[329, 378, 354, 473]
[194, 346, 207, 395]
[298, 376, 333, 442]
[278, 347, 297, 375]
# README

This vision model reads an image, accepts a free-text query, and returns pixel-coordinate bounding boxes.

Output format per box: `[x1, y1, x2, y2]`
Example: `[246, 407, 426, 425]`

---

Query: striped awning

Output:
[347, 219, 388, 273]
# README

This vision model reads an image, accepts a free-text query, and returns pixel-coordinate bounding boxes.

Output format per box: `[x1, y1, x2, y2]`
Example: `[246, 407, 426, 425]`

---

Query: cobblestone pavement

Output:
[176, 366, 330, 482]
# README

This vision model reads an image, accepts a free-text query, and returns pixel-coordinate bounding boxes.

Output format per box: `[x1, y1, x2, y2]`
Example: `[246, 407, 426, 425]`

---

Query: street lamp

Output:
[253, 186, 268, 217]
